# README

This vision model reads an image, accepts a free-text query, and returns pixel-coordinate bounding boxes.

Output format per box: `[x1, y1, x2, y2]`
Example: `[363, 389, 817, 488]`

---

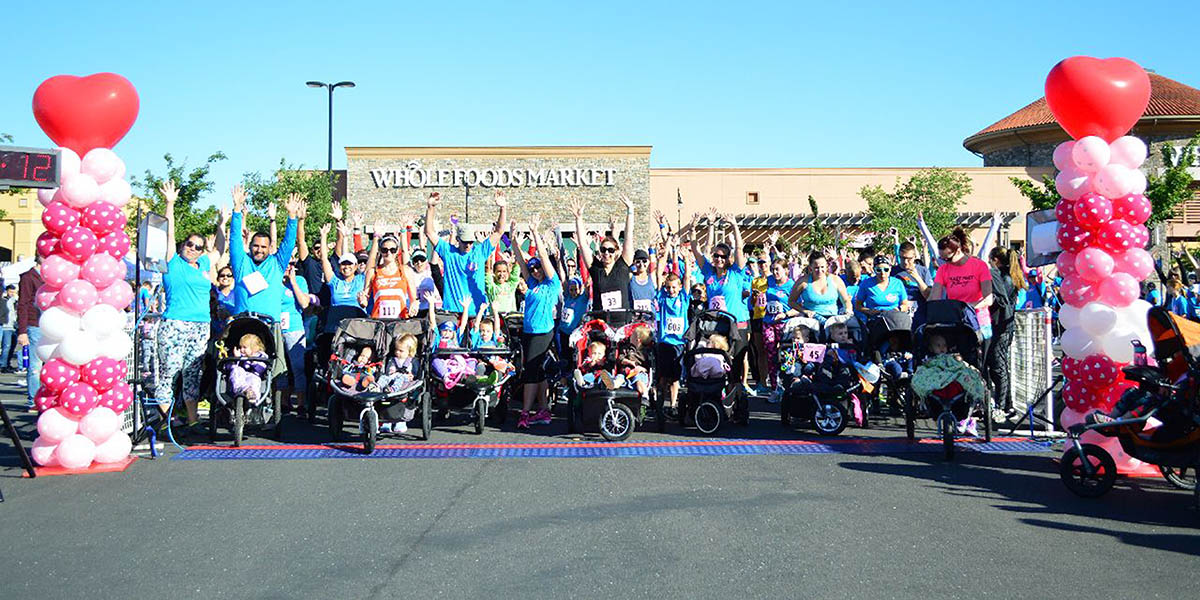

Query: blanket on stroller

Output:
[911, 354, 986, 404]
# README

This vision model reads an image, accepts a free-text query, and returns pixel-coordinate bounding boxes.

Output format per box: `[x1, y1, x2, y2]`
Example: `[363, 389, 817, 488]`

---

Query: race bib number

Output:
[378, 300, 404, 319]
[633, 299, 653, 312]
[752, 292, 767, 309]
[601, 290, 622, 310]
[709, 295, 727, 312]
[561, 308, 575, 324]
[766, 302, 784, 315]
[280, 311, 290, 330]
[801, 343, 827, 364]
[665, 317, 686, 336]
[241, 271, 268, 296]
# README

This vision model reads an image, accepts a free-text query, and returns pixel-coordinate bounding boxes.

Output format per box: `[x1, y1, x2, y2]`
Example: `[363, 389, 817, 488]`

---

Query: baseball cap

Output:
[455, 224, 473, 243]
[873, 255, 891, 268]
[527, 257, 542, 270]
[633, 249, 650, 262]
[338, 253, 356, 265]
[411, 250, 427, 263]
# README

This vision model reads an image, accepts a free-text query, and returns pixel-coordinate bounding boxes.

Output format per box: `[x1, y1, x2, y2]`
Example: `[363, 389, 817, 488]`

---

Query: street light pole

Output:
[306, 80, 355, 206]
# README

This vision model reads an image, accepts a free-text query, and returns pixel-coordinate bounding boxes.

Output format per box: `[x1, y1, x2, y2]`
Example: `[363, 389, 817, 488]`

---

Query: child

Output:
[340, 346, 379, 392]
[429, 299, 484, 390]
[613, 325, 653, 397]
[691, 333, 731, 380]
[226, 333, 268, 403]
[470, 306, 515, 378]
[911, 334, 987, 436]
[375, 334, 418, 434]
[573, 340, 614, 389]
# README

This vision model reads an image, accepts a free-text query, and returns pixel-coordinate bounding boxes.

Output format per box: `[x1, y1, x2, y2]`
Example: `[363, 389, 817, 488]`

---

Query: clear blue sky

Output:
[5, 1, 1196, 208]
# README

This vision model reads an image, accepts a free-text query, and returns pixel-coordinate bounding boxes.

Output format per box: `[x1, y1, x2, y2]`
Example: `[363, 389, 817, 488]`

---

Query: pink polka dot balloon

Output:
[1056, 223, 1092, 254]
[34, 286, 61, 312]
[97, 230, 132, 260]
[1055, 200, 1076, 225]
[1056, 250, 1079, 278]
[1061, 356, 1084, 380]
[41, 201, 81, 235]
[1096, 219, 1136, 253]
[1097, 380, 1139, 412]
[1062, 381, 1098, 412]
[36, 231, 61, 258]
[80, 253, 123, 289]
[81, 201, 127, 236]
[81, 357, 127, 393]
[1112, 194, 1151, 225]
[1060, 275, 1098, 308]
[1127, 225, 1149, 249]
[98, 382, 134, 413]
[1114, 248, 1154, 280]
[41, 254, 81, 288]
[33, 388, 60, 413]
[57, 280, 99, 315]
[1079, 354, 1122, 390]
[1098, 272, 1140, 308]
[59, 226, 99, 264]
[1074, 247, 1115, 283]
[98, 281, 134, 310]
[58, 381, 100, 417]
[40, 358, 81, 394]
[1072, 193, 1113, 233]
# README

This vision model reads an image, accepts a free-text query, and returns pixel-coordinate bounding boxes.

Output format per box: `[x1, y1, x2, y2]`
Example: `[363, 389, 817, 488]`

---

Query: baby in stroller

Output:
[691, 333, 731, 379]
[339, 346, 381, 392]
[225, 333, 269, 403]
[572, 325, 654, 397]
[377, 334, 418, 392]
[911, 333, 987, 436]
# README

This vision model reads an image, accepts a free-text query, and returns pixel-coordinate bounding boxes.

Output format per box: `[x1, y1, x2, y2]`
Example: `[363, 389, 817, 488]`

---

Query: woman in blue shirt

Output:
[512, 218, 560, 430]
[318, 222, 367, 332]
[282, 260, 312, 416]
[788, 252, 853, 322]
[155, 180, 218, 434]
[855, 255, 910, 317]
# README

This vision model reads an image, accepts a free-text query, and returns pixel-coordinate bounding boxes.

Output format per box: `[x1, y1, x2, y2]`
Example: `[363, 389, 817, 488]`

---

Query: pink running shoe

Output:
[531, 408, 552, 425]
[517, 411, 531, 429]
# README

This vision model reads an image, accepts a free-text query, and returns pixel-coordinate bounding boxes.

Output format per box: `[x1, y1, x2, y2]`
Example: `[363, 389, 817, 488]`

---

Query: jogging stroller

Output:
[564, 309, 659, 441]
[1061, 307, 1200, 504]
[210, 313, 285, 447]
[680, 310, 748, 435]
[323, 317, 431, 453]
[904, 300, 992, 459]
[779, 341, 867, 436]
[427, 310, 517, 436]
[305, 305, 368, 424]
[867, 310, 915, 419]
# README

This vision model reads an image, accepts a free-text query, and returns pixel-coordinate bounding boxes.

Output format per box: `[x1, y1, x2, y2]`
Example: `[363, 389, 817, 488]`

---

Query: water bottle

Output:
[1132, 340, 1148, 367]
[21, 344, 29, 370]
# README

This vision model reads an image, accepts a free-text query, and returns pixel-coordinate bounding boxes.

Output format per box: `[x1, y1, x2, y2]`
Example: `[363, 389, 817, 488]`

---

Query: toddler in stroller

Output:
[426, 307, 516, 434]
[211, 313, 285, 446]
[909, 329, 989, 458]
[566, 312, 660, 441]
[680, 310, 749, 434]
[225, 333, 269, 402]
[778, 321, 871, 435]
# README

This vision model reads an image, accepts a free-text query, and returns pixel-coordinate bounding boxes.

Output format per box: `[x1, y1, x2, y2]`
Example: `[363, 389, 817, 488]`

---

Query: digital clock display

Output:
[0, 146, 60, 189]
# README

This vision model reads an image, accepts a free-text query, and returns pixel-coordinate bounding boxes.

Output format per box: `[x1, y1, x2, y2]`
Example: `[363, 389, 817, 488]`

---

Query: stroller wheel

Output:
[208, 401, 219, 442]
[1061, 444, 1117, 498]
[361, 409, 378, 454]
[780, 392, 791, 427]
[902, 388, 916, 441]
[694, 401, 722, 435]
[599, 402, 635, 441]
[813, 401, 847, 436]
[273, 390, 284, 442]
[328, 396, 343, 442]
[939, 414, 955, 461]
[474, 398, 487, 435]
[982, 401, 993, 443]
[232, 396, 246, 448]
[652, 393, 666, 434]
[566, 395, 579, 434]
[420, 392, 432, 441]
[1160, 466, 1197, 491]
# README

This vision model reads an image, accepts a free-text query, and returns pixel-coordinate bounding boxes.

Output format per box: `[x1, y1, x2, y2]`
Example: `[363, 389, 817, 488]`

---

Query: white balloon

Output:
[1079, 302, 1118, 337]
[82, 304, 123, 338]
[1094, 163, 1134, 198]
[35, 342, 61, 362]
[1053, 141, 1076, 171]
[1109, 136, 1148, 169]
[1059, 304, 1081, 330]
[38, 306, 81, 341]
[81, 148, 123, 185]
[1055, 168, 1090, 200]
[1061, 327, 1097, 359]
[93, 432, 132, 464]
[1071, 136, 1111, 173]
[96, 331, 133, 361]
[99, 177, 132, 208]
[79, 407, 120, 445]
[1127, 169, 1147, 196]
[1102, 329, 1138, 364]
[59, 330, 100, 366]
[60, 173, 101, 209]
[57, 147, 81, 183]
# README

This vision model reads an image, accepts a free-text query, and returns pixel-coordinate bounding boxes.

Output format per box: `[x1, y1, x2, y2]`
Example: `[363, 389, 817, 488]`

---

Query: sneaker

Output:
[394, 421, 408, 434]
[963, 417, 978, 438]
[532, 409, 552, 425]
[990, 409, 1010, 425]
[517, 411, 531, 429]
[597, 371, 614, 390]
[379, 422, 393, 434]
[765, 388, 783, 404]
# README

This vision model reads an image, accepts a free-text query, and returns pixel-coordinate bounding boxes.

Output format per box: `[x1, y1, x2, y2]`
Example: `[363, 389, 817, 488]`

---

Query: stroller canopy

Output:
[1149, 306, 1200, 379]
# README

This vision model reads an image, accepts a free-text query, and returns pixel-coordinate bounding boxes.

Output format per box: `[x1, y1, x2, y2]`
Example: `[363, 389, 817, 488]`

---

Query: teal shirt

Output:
[229, 212, 297, 319]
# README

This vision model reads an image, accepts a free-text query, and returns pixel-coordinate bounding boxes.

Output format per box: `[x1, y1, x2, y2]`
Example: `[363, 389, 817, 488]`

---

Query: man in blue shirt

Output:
[424, 190, 507, 317]
[228, 186, 301, 317]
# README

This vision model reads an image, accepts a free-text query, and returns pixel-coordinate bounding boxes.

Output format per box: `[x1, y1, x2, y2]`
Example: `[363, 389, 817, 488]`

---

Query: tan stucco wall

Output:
[0, 189, 46, 262]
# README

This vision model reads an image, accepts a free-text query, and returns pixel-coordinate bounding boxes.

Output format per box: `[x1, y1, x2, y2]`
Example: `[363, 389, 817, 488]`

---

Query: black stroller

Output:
[210, 313, 285, 447]
[779, 342, 863, 436]
[680, 310, 748, 435]
[427, 310, 517, 436]
[904, 300, 993, 459]
[305, 305, 368, 424]
[867, 310, 914, 420]
[564, 309, 660, 441]
[323, 317, 431, 453]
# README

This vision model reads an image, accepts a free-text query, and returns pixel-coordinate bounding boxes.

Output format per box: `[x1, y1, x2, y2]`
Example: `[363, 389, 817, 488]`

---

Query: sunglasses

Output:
[713, 254, 729, 260]
[184, 241, 205, 251]
[381, 246, 398, 255]
[600, 247, 618, 254]
[218, 273, 233, 279]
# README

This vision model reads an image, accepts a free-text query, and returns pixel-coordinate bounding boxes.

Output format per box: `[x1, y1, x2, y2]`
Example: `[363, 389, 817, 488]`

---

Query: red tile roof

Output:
[971, 73, 1200, 138]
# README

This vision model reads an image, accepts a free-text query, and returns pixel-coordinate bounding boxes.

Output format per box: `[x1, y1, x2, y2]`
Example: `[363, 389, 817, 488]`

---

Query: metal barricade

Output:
[1010, 307, 1055, 431]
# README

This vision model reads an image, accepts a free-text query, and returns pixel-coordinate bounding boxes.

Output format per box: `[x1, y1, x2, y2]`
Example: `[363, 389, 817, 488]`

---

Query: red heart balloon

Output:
[1044, 57, 1150, 142]
[32, 73, 140, 156]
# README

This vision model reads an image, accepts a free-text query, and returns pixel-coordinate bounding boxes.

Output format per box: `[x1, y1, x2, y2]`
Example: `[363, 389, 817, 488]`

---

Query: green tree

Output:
[135, 152, 227, 242]
[1146, 133, 1200, 225]
[241, 159, 336, 243]
[795, 195, 845, 253]
[861, 168, 973, 250]
[1008, 174, 1058, 212]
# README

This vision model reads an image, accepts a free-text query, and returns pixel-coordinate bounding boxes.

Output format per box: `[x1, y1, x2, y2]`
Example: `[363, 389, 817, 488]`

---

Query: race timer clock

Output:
[0, 145, 60, 189]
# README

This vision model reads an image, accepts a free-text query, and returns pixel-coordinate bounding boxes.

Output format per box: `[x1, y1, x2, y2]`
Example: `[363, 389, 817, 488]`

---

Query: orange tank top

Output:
[371, 267, 411, 319]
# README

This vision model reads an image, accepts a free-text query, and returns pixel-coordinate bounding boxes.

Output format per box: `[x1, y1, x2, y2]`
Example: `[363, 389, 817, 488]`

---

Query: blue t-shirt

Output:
[523, 275, 561, 335]
[329, 273, 366, 308]
[435, 238, 495, 317]
[229, 213, 297, 317]
[656, 289, 691, 346]
[893, 265, 931, 303]
[763, 276, 795, 325]
[281, 276, 309, 333]
[1147, 289, 1162, 306]
[162, 254, 212, 323]
[629, 274, 657, 312]
[856, 276, 907, 311]
[558, 290, 590, 335]
[701, 260, 751, 322]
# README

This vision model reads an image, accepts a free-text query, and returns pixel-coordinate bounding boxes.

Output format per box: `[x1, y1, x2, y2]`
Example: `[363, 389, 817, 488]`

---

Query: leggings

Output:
[761, 321, 787, 387]
[156, 319, 210, 408]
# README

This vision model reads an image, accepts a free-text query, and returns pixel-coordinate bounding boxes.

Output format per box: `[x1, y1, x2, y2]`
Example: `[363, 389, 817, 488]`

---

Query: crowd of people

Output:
[12, 186, 1200, 435]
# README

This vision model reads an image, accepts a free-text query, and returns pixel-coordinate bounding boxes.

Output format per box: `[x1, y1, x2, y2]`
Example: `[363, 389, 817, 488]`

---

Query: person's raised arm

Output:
[364, 218, 386, 292]
[531, 216, 557, 282]
[289, 269, 311, 311]
[686, 212, 705, 268]
[267, 200, 278, 253]
[725, 212, 746, 270]
[161, 179, 179, 262]
[230, 185, 248, 268]
[620, 194, 635, 266]
[318, 222, 334, 283]
[215, 206, 230, 258]
[424, 192, 442, 245]
[276, 193, 301, 272]
[977, 211, 1001, 259]
[916, 211, 941, 266]
[490, 191, 508, 247]
[570, 198, 593, 268]
[296, 203, 309, 261]
[510, 221, 532, 281]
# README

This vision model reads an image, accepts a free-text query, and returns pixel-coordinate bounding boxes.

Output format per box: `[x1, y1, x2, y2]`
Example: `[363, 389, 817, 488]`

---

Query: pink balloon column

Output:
[29, 145, 135, 469]
[1048, 62, 1154, 475]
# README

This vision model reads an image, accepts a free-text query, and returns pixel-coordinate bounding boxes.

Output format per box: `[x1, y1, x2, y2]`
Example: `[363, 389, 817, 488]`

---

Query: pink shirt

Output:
[934, 257, 992, 325]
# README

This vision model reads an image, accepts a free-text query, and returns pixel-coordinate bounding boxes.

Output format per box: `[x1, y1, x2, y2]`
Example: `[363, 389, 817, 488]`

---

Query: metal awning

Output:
[685, 212, 1021, 245]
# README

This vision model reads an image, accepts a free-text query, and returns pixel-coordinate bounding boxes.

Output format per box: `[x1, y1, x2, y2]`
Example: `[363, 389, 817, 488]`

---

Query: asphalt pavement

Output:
[1, 373, 1196, 600]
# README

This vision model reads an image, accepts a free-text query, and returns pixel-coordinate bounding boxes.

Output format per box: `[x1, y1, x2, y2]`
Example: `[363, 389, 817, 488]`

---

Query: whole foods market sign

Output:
[369, 161, 616, 189]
